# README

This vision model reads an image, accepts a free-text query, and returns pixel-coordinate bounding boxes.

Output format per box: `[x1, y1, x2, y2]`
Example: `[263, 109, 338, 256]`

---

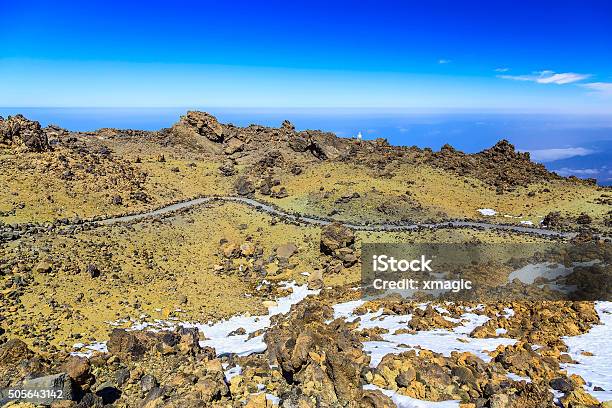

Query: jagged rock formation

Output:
[431, 140, 559, 190]
[265, 299, 389, 406]
[177, 111, 225, 142]
[0, 114, 50, 152]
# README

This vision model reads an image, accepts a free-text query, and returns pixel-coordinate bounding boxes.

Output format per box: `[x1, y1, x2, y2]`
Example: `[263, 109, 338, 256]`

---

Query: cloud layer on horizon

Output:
[526, 146, 595, 162]
[582, 82, 612, 96]
[499, 70, 590, 85]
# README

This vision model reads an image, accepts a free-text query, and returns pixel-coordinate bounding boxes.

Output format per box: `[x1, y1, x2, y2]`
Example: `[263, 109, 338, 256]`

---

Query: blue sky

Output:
[1, 0, 611, 112]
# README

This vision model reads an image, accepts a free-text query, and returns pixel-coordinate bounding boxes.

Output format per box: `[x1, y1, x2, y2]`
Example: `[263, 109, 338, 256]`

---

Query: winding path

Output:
[95, 196, 577, 238]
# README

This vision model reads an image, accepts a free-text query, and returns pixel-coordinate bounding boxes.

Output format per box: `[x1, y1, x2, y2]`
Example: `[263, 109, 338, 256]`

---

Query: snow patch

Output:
[562, 301, 612, 402]
[72, 281, 318, 358]
[333, 300, 516, 367]
[477, 208, 497, 216]
[71, 341, 108, 358]
[364, 384, 459, 407]
[224, 364, 242, 381]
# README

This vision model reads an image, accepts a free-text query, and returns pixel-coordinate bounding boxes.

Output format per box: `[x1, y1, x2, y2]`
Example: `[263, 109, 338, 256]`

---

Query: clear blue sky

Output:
[1, 0, 611, 112]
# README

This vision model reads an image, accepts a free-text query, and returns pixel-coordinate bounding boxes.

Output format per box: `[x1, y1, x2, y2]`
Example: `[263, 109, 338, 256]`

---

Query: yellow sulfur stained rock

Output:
[560, 388, 600, 407]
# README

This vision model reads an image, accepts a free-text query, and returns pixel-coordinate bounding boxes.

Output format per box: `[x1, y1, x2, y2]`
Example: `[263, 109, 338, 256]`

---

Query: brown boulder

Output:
[320, 222, 357, 266]
[63, 356, 93, 390]
[362, 389, 395, 407]
[179, 111, 224, 142]
[234, 176, 255, 196]
[320, 222, 354, 254]
[224, 138, 244, 155]
[0, 338, 34, 365]
[276, 243, 298, 259]
[107, 328, 147, 360]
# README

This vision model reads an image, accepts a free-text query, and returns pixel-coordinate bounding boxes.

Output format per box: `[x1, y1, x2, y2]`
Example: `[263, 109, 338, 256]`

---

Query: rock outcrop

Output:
[431, 140, 558, 189]
[177, 111, 224, 142]
[265, 299, 373, 406]
[0, 115, 50, 152]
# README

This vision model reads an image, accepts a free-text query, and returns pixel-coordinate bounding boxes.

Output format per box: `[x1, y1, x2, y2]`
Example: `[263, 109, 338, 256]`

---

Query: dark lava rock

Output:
[86, 264, 100, 278]
[111, 195, 123, 205]
[234, 176, 255, 196]
[576, 213, 592, 225]
[76, 391, 104, 408]
[542, 211, 562, 227]
[549, 377, 574, 393]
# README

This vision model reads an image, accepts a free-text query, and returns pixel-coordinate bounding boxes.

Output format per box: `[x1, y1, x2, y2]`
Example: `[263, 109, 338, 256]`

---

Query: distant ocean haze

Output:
[2, 107, 611, 185]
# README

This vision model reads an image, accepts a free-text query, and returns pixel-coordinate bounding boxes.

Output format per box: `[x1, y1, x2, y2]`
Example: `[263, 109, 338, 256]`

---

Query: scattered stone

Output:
[576, 213, 592, 225]
[542, 211, 562, 227]
[218, 161, 235, 176]
[34, 260, 53, 274]
[276, 243, 298, 259]
[86, 264, 100, 278]
[140, 374, 158, 393]
[111, 195, 123, 205]
[235, 176, 255, 196]
[224, 138, 244, 155]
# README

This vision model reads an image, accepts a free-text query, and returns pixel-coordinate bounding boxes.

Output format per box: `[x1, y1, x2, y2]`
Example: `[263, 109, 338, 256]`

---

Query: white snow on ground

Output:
[520, 220, 534, 226]
[333, 301, 516, 367]
[71, 341, 108, 358]
[506, 373, 531, 383]
[72, 281, 318, 358]
[477, 208, 497, 216]
[562, 301, 612, 403]
[187, 281, 319, 356]
[364, 385, 459, 407]
[223, 364, 242, 381]
[265, 393, 281, 405]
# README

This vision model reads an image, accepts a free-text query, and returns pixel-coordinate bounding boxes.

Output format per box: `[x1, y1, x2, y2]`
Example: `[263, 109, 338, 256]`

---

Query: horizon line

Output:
[2, 106, 612, 115]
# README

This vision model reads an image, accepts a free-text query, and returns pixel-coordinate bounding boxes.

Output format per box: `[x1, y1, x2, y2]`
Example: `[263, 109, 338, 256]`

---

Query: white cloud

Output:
[438, 59, 451, 64]
[498, 70, 590, 85]
[526, 147, 595, 162]
[581, 82, 612, 96]
[495, 67, 509, 72]
[554, 168, 600, 176]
